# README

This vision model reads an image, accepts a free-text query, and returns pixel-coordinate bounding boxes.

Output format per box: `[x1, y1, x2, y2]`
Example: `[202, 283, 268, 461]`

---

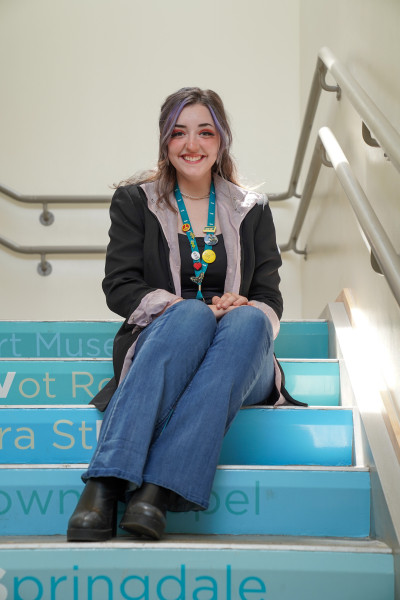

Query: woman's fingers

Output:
[213, 293, 248, 310]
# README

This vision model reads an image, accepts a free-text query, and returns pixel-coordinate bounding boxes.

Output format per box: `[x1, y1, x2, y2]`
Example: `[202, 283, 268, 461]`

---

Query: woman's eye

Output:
[171, 130, 185, 138]
[200, 130, 215, 137]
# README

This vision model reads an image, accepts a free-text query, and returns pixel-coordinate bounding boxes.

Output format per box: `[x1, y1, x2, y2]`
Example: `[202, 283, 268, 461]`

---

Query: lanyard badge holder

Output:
[174, 181, 218, 302]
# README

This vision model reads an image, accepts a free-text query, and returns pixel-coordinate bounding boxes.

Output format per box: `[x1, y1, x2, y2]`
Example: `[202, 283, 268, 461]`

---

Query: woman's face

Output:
[167, 103, 220, 188]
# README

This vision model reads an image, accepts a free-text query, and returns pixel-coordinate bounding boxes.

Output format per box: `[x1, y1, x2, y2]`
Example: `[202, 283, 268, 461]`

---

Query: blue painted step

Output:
[0, 540, 393, 600]
[274, 320, 329, 358]
[0, 406, 353, 466]
[0, 319, 329, 359]
[0, 358, 339, 406]
[0, 466, 370, 537]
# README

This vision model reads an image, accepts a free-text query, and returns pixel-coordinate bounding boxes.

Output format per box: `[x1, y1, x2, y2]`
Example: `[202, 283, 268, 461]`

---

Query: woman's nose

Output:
[186, 133, 199, 151]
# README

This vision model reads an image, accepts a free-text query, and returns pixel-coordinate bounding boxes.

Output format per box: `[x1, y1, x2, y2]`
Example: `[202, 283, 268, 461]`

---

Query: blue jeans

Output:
[82, 300, 275, 511]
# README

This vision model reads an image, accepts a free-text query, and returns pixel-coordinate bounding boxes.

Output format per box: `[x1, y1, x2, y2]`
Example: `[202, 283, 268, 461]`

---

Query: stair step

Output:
[0, 319, 329, 359]
[0, 465, 369, 537]
[0, 358, 339, 406]
[0, 536, 393, 600]
[274, 320, 329, 358]
[0, 406, 353, 466]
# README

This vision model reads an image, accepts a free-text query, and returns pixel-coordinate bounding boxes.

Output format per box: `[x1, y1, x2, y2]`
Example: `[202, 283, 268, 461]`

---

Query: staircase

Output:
[0, 318, 395, 599]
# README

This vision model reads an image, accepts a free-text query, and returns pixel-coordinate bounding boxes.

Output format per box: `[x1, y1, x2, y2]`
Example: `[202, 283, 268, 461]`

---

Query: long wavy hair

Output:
[118, 87, 239, 209]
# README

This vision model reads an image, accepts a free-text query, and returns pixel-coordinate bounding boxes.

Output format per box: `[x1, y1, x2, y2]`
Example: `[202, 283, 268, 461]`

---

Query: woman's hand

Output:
[207, 293, 249, 319]
[212, 293, 249, 310]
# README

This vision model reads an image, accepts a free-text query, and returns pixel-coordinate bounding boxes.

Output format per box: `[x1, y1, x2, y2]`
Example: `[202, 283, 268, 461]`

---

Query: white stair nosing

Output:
[0, 534, 391, 554]
[0, 463, 369, 472]
[0, 404, 352, 411]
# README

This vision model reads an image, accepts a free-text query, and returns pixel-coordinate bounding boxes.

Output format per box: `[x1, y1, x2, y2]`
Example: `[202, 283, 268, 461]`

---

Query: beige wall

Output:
[298, 0, 400, 410]
[0, 0, 302, 320]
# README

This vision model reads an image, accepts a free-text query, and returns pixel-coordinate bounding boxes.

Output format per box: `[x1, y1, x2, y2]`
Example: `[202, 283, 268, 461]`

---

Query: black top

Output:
[179, 234, 227, 303]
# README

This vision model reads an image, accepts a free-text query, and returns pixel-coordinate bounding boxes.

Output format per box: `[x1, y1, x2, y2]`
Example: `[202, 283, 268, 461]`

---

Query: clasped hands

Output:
[165, 293, 256, 320]
[209, 293, 254, 319]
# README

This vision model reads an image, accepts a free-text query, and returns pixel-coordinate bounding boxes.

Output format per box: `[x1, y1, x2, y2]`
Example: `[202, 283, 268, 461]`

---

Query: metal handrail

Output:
[0, 235, 106, 276]
[1, 47, 399, 280]
[282, 126, 400, 307]
[0, 182, 110, 225]
[269, 47, 400, 201]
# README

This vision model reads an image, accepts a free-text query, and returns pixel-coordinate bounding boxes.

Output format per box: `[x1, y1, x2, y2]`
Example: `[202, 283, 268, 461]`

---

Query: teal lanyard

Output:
[174, 181, 216, 301]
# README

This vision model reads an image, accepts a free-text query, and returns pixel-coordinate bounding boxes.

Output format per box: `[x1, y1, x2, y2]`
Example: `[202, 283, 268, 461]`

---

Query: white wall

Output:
[0, 0, 302, 320]
[298, 0, 400, 410]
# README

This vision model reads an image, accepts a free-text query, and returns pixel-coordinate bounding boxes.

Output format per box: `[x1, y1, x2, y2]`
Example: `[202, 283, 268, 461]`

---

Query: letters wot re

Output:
[0, 371, 111, 401]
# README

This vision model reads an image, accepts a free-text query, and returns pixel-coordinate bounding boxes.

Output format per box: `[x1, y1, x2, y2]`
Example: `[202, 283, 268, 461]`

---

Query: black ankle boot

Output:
[67, 477, 125, 542]
[119, 483, 170, 540]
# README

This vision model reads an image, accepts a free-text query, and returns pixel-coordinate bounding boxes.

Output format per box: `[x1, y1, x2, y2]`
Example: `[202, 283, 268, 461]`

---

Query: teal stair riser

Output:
[274, 321, 329, 358]
[0, 321, 118, 359]
[0, 320, 329, 360]
[0, 407, 353, 466]
[0, 548, 393, 600]
[0, 468, 370, 537]
[0, 360, 340, 406]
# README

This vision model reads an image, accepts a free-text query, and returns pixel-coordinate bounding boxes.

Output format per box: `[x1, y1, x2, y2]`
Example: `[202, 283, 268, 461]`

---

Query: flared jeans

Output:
[82, 300, 275, 511]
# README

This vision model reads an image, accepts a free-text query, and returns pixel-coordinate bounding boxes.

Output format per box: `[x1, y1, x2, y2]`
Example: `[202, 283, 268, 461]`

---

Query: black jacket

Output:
[92, 178, 304, 410]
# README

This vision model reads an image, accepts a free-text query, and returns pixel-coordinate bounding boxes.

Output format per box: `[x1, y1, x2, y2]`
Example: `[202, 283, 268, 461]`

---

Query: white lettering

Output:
[79, 422, 93, 450]
[0, 428, 12, 450]
[0, 372, 16, 398]
[15, 428, 34, 450]
[19, 378, 40, 399]
[72, 372, 94, 398]
[53, 420, 75, 449]
[0, 567, 8, 600]
[43, 373, 56, 398]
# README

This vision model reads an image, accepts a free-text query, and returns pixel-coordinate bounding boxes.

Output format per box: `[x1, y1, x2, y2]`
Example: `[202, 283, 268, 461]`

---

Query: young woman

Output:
[67, 87, 299, 543]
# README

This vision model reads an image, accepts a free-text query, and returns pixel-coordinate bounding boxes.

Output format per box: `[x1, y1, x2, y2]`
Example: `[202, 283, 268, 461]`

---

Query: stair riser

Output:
[0, 548, 393, 600]
[0, 322, 118, 359]
[0, 320, 329, 359]
[274, 321, 329, 358]
[0, 468, 370, 537]
[0, 407, 353, 466]
[0, 360, 340, 406]
[0, 361, 112, 405]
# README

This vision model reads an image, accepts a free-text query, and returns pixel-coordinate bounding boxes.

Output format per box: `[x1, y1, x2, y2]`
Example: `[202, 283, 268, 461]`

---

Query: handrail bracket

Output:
[39, 203, 55, 226]
[319, 63, 341, 100]
[38, 254, 52, 277]
[320, 146, 333, 168]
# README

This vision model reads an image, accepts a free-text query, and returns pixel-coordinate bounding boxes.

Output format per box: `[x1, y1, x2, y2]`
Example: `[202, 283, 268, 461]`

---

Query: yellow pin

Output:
[202, 249, 216, 264]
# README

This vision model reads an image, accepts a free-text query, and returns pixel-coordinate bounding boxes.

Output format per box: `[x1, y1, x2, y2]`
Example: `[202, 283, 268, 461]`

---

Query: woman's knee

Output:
[222, 305, 273, 340]
[165, 299, 217, 333]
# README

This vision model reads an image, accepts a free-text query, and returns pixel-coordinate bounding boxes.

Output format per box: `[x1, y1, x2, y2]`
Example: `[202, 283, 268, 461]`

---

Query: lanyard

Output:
[174, 181, 217, 301]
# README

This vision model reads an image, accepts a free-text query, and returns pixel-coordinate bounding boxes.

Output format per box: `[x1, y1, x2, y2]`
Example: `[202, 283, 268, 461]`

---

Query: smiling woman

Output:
[167, 104, 220, 193]
[67, 87, 302, 544]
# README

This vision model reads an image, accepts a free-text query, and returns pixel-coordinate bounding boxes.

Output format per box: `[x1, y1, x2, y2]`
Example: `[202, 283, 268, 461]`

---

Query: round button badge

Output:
[191, 251, 200, 260]
[204, 234, 218, 246]
[182, 223, 190, 232]
[202, 249, 216, 264]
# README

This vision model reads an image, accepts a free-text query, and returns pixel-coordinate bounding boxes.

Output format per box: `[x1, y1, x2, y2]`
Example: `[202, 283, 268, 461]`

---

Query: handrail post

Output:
[269, 58, 324, 201]
[39, 203, 55, 226]
[37, 253, 52, 276]
[280, 136, 324, 254]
